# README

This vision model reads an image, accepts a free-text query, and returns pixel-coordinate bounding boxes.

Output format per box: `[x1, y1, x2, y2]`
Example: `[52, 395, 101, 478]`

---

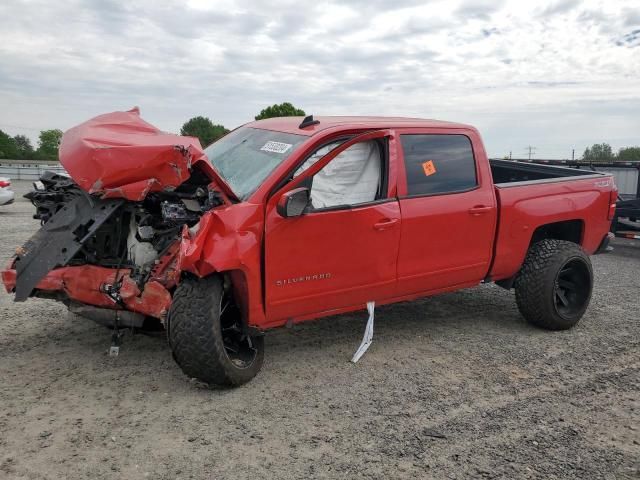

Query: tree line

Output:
[179, 102, 305, 147]
[0, 129, 63, 161]
[4, 102, 638, 163]
[583, 143, 640, 162]
[0, 102, 306, 161]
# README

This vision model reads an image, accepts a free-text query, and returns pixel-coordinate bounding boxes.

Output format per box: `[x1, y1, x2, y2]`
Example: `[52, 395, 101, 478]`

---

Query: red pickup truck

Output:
[2, 109, 616, 386]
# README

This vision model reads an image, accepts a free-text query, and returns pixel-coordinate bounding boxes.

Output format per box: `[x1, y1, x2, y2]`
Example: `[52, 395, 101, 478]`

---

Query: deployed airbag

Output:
[304, 141, 382, 209]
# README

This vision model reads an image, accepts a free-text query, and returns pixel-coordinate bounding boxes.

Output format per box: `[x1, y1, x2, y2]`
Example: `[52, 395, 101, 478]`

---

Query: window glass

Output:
[400, 135, 477, 196]
[205, 127, 306, 200]
[299, 141, 383, 209]
[294, 140, 343, 177]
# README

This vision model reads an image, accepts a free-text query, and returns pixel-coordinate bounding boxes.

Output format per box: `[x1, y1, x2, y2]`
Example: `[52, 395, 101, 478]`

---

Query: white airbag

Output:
[302, 141, 381, 209]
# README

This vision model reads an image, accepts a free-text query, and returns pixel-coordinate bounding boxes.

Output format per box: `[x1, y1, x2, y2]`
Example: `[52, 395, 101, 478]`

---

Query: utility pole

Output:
[509, 151, 512, 160]
[571, 149, 575, 161]
[526, 146, 536, 161]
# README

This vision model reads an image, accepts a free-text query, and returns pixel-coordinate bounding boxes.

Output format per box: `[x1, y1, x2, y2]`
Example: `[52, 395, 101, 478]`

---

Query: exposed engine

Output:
[24, 169, 223, 287]
[3, 108, 229, 328]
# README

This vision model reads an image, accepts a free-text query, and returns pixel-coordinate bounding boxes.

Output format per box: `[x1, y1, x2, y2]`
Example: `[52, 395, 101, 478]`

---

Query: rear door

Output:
[396, 129, 497, 294]
[264, 131, 401, 323]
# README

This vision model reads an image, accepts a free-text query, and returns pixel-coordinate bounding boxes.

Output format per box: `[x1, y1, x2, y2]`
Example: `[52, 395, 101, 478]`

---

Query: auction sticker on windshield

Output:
[260, 141, 293, 154]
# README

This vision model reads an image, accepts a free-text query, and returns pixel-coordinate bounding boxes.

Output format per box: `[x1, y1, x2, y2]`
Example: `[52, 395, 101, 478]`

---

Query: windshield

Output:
[204, 127, 306, 200]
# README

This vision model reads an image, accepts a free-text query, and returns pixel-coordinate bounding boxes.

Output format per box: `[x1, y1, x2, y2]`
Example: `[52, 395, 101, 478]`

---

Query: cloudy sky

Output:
[0, 0, 639, 159]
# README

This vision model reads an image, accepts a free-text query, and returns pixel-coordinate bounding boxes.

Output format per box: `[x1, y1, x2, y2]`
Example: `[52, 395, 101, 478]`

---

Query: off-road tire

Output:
[168, 275, 264, 387]
[515, 239, 593, 330]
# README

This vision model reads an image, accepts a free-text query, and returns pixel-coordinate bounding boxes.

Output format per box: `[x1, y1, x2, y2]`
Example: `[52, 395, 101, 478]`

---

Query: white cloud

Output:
[0, 0, 638, 158]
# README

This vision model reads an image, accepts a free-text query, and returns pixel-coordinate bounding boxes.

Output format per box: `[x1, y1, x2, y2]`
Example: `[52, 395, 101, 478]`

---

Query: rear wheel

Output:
[514, 239, 593, 330]
[168, 275, 264, 387]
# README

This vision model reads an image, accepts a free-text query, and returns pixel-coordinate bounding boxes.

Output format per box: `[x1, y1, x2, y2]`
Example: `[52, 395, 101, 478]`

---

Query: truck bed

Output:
[490, 159, 596, 185]
[488, 161, 614, 281]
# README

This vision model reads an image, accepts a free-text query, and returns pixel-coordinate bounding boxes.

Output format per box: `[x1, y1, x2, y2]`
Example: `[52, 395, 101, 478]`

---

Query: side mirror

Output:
[277, 187, 310, 218]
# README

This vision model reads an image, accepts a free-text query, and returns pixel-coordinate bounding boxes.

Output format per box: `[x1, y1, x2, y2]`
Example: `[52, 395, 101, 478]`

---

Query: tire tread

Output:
[168, 276, 264, 387]
[514, 239, 593, 330]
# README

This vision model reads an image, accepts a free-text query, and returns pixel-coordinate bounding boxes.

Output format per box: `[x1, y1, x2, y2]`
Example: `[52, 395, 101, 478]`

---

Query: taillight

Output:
[608, 188, 618, 221]
[0, 180, 10, 188]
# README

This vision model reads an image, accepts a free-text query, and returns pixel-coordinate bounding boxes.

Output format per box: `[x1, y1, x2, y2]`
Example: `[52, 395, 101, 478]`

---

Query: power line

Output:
[525, 145, 536, 160]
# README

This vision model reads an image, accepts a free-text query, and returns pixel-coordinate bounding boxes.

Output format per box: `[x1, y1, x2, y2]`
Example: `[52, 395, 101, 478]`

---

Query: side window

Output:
[294, 140, 343, 178]
[400, 134, 477, 196]
[297, 140, 384, 210]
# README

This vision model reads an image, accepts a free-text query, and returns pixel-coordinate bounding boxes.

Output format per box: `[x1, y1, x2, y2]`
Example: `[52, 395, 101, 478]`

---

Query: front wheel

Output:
[515, 239, 593, 330]
[168, 275, 264, 387]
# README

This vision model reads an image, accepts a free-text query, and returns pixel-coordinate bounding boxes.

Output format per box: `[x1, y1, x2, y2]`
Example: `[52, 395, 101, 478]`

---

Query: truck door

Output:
[264, 131, 401, 323]
[396, 130, 497, 294]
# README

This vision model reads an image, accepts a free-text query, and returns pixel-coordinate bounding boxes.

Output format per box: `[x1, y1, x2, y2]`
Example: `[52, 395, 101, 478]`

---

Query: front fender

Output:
[177, 203, 266, 326]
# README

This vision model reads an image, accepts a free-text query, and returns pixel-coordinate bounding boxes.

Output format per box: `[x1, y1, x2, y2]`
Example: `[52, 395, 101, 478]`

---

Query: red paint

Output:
[608, 188, 618, 220]
[265, 200, 401, 324]
[149, 241, 181, 289]
[2, 264, 170, 319]
[394, 126, 498, 294]
[3, 114, 616, 329]
[58, 107, 235, 201]
[177, 202, 266, 325]
[489, 178, 613, 280]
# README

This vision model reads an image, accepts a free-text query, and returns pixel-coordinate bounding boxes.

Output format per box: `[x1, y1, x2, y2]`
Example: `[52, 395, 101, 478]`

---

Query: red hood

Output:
[59, 108, 232, 201]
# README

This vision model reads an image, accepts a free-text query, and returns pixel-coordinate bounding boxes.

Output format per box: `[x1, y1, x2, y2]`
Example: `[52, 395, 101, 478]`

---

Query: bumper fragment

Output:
[1, 265, 171, 319]
[13, 194, 123, 301]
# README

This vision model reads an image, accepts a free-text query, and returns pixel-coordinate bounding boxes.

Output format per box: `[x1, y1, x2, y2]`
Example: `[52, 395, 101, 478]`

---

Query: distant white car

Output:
[0, 177, 16, 206]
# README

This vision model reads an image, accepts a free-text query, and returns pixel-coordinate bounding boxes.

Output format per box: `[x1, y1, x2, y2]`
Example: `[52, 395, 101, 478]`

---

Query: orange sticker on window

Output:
[422, 160, 436, 176]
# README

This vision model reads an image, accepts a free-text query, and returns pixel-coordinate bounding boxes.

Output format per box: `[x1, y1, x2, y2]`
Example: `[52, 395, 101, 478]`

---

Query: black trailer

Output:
[612, 197, 640, 240]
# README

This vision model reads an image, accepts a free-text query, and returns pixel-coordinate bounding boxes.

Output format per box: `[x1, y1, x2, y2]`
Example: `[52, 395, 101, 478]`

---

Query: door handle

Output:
[468, 205, 493, 215]
[373, 218, 399, 230]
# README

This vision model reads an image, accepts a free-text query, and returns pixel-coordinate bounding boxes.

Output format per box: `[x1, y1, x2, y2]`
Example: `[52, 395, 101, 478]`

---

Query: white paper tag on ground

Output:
[351, 301, 375, 363]
[260, 141, 292, 154]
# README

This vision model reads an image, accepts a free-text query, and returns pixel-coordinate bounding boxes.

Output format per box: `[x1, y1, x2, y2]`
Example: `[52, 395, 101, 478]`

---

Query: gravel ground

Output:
[1, 181, 638, 480]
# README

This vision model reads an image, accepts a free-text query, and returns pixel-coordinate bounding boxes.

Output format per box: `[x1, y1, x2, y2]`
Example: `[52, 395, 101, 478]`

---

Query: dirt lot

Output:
[0, 180, 638, 480]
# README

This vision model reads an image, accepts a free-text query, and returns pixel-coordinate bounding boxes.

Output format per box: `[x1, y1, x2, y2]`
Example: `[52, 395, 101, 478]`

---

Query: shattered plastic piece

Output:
[13, 195, 124, 301]
[351, 301, 375, 363]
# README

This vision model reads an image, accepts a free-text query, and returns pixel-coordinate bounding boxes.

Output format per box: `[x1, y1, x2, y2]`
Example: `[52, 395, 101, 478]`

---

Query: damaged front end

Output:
[1, 108, 227, 326]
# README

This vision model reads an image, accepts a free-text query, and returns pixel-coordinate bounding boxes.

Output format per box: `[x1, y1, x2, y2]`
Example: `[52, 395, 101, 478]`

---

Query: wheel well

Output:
[177, 270, 253, 333]
[223, 270, 252, 333]
[495, 220, 584, 290]
[529, 219, 583, 248]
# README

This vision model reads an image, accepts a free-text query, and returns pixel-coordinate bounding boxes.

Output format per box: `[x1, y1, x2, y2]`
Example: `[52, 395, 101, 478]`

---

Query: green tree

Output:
[180, 116, 229, 148]
[36, 129, 63, 160]
[617, 146, 640, 162]
[583, 143, 614, 162]
[254, 102, 306, 120]
[0, 130, 18, 159]
[13, 134, 34, 159]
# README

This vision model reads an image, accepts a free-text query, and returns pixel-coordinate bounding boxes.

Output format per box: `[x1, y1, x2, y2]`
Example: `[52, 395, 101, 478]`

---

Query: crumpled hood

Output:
[59, 107, 211, 201]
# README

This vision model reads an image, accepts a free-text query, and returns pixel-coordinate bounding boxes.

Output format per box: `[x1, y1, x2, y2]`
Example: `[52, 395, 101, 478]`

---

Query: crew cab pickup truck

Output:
[1, 109, 617, 386]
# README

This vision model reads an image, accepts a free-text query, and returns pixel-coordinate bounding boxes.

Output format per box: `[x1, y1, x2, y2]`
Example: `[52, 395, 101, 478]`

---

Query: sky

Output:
[0, 0, 639, 159]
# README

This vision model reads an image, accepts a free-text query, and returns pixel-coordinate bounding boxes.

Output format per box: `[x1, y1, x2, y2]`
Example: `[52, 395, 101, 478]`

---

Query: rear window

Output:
[400, 134, 477, 196]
